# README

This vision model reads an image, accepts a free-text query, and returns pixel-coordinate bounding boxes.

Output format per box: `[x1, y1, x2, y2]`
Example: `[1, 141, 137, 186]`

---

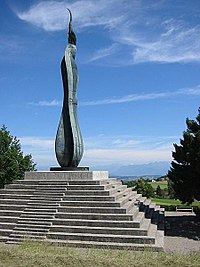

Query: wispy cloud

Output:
[82, 148, 172, 165]
[20, 136, 54, 150]
[131, 23, 200, 64]
[81, 85, 200, 106]
[20, 136, 56, 170]
[84, 134, 177, 151]
[14, 0, 200, 64]
[29, 85, 200, 107]
[19, 134, 176, 169]
[87, 44, 119, 62]
[0, 36, 25, 60]
[29, 99, 61, 107]
[15, 0, 125, 32]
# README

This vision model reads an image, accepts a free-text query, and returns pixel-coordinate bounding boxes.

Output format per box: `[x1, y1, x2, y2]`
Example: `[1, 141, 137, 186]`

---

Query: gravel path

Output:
[164, 236, 200, 254]
[164, 211, 200, 254]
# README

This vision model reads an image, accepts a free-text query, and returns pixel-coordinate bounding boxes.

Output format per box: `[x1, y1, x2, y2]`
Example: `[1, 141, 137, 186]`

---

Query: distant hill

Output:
[91, 161, 170, 177]
[111, 161, 170, 176]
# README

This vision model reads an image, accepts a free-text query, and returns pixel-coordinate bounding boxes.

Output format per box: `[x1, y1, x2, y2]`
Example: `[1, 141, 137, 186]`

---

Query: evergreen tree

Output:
[168, 108, 200, 203]
[0, 125, 36, 188]
[156, 185, 162, 197]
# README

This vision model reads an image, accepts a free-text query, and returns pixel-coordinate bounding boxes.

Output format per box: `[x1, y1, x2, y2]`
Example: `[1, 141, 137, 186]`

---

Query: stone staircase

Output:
[0, 177, 164, 250]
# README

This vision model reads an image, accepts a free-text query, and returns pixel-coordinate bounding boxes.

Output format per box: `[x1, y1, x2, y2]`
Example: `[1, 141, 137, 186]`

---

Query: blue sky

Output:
[0, 0, 200, 170]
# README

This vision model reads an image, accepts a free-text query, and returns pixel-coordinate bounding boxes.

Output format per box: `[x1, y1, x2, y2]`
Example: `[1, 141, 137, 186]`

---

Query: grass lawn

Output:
[0, 242, 200, 267]
[151, 198, 200, 208]
[148, 180, 168, 190]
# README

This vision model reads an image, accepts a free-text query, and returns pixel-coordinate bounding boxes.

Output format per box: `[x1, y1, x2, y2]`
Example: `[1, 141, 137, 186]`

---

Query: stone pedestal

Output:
[24, 171, 109, 181]
[50, 167, 89, 171]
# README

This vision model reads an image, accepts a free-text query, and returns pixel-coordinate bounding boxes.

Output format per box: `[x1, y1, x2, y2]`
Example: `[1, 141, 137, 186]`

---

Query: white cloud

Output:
[81, 85, 200, 106]
[29, 85, 200, 108]
[29, 99, 61, 107]
[20, 136, 56, 170]
[0, 36, 25, 60]
[87, 43, 119, 62]
[19, 134, 176, 169]
[20, 136, 54, 150]
[16, 0, 125, 32]
[82, 148, 172, 166]
[14, 0, 200, 64]
[132, 24, 200, 64]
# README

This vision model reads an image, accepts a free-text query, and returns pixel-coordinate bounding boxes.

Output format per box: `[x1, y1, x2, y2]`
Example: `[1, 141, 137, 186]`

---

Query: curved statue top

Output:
[55, 9, 83, 167]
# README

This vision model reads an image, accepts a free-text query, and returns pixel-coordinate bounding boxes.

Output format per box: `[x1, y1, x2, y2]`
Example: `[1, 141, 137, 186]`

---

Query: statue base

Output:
[50, 167, 89, 171]
[24, 171, 109, 181]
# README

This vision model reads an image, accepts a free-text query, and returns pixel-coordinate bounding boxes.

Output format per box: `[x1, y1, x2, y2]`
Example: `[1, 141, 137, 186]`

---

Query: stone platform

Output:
[0, 171, 165, 250]
[25, 171, 109, 181]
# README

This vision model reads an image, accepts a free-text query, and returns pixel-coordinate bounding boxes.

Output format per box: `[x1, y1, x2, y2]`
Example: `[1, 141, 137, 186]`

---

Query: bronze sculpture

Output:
[55, 9, 83, 168]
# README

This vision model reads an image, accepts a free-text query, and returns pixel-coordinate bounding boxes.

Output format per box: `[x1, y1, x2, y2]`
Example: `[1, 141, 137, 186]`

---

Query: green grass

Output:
[151, 198, 200, 208]
[0, 242, 200, 267]
[148, 180, 168, 190]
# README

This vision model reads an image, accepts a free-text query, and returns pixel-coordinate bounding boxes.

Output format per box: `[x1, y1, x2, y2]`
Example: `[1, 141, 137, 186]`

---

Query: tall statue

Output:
[55, 9, 83, 168]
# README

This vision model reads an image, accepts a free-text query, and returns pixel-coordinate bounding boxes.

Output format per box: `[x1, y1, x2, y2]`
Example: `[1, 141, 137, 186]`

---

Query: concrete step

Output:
[0, 177, 164, 250]
[0, 216, 19, 223]
[0, 189, 34, 195]
[0, 210, 22, 216]
[26, 203, 59, 208]
[55, 212, 135, 221]
[0, 204, 27, 211]
[49, 225, 148, 236]
[0, 222, 16, 229]
[14, 179, 119, 186]
[0, 236, 9, 242]
[117, 192, 138, 207]
[34, 189, 67, 193]
[0, 229, 13, 236]
[52, 218, 141, 228]
[57, 206, 128, 214]
[5, 184, 37, 190]
[147, 223, 157, 237]
[24, 208, 57, 213]
[20, 213, 55, 219]
[30, 197, 62, 201]
[0, 194, 32, 199]
[59, 201, 120, 207]
[6, 239, 40, 245]
[17, 218, 52, 225]
[14, 227, 49, 233]
[46, 232, 155, 244]
[10, 230, 47, 237]
[65, 185, 109, 191]
[33, 192, 65, 197]
[14, 223, 50, 229]
[8, 233, 46, 240]
[114, 188, 134, 200]
[62, 195, 115, 201]
[62, 190, 111, 196]
[0, 199, 29, 205]
[46, 239, 163, 251]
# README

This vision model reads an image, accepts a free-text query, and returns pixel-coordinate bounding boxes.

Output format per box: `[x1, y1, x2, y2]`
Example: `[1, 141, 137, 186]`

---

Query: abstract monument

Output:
[0, 10, 164, 250]
[55, 9, 83, 168]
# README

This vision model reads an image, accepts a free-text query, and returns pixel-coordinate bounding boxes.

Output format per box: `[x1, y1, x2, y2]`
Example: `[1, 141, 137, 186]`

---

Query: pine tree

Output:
[156, 185, 162, 197]
[168, 108, 200, 203]
[0, 125, 36, 188]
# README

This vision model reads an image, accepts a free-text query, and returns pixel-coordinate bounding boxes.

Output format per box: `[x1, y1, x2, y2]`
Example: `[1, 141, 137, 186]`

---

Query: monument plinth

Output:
[50, 167, 89, 171]
[25, 171, 109, 181]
